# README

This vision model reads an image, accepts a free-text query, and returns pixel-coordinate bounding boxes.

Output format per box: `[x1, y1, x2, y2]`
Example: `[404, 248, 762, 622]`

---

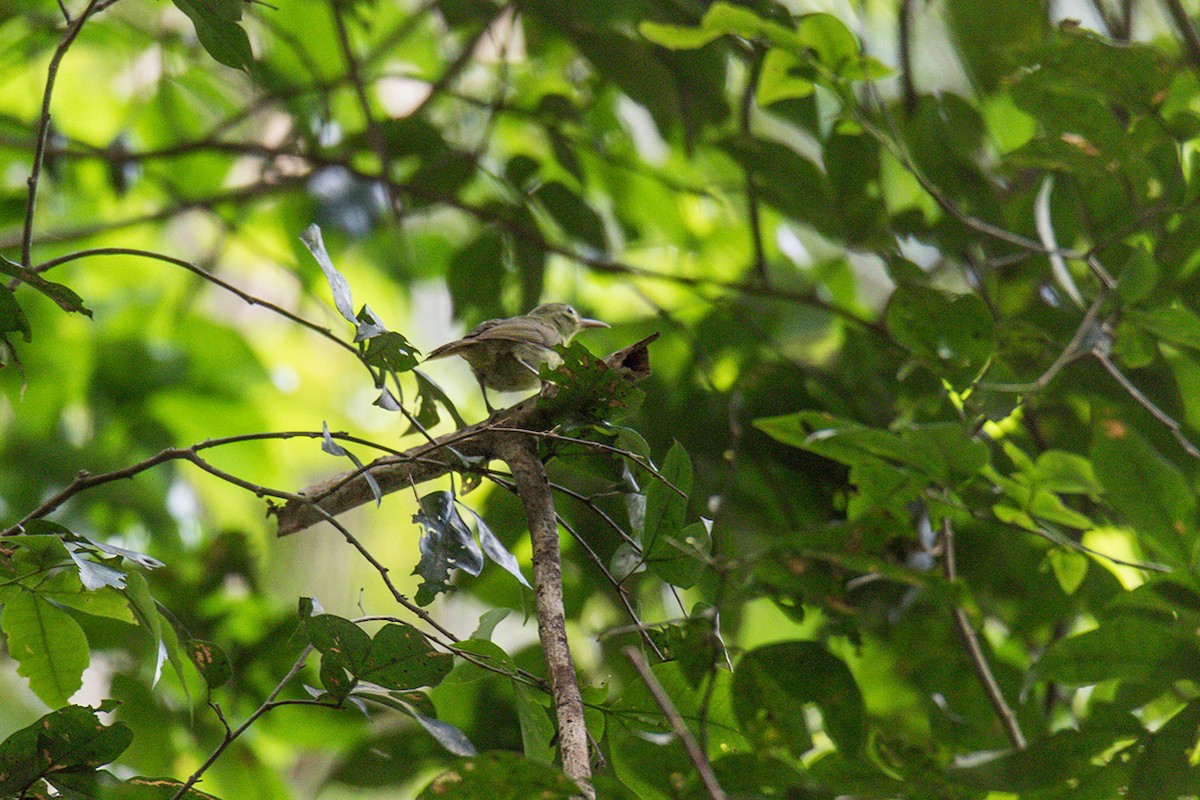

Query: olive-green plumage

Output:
[425, 303, 609, 412]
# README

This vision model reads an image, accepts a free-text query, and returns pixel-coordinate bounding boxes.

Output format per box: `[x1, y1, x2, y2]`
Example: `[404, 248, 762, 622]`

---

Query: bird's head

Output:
[527, 303, 609, 340]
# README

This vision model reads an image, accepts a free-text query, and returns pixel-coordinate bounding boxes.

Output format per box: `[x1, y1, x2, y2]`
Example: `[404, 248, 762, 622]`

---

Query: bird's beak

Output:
[579, 317, 610, 329]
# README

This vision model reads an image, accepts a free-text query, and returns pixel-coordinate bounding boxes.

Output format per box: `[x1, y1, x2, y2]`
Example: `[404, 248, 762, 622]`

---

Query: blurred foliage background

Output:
[3, 0, 1200, 797]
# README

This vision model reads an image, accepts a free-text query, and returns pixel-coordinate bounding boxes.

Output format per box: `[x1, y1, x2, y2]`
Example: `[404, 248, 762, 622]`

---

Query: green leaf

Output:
[461, 506, 531, 589]
[0, 705, 132, 796]
[1033, 615, 1200, 685]
[453, 638, 517, 677]
[1116, 247, 1159, 302]
[1128, 306, 1200, 352]
[755, 412, 987, 484]
[41, 571, 135, 624]
[448, 231, 505, 320]
[363, 331, 420, 374]
[171, 0, 253, 70]
[407, 709, 477, 757]
[1, 590, 89, 707]
[307, 613, 372, 675]
[532, 181, 607, 250]
[948, 727, 1128, 792]
[185, 639, 232, 690]
[537, 341, 644, 421]
[1047, 548, 1088, 594]
[732, 641, 865, 757]
[412, 491, 485, 606]
[0, 283, 31, 344]
[1030, 450, 1102, 495]
[642, 441, 693, 582]
[0, 255, 91, 317]
[418, 752, 584, 799]
[638, 20, 725, 50]
[362, 623, 453, 690]
[757, 48, 815, 106]
[1129, 700, 1200, 797]
[513, 681, 557, 764]
[1091, 420, 1195, 566]
[885, 284, 996, 384]
[644, 519, 710, 589]
[646, 611, 728, 689]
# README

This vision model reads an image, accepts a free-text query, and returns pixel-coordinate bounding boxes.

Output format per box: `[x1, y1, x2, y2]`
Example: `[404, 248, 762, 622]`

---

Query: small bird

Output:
[425, 303, 609, 413]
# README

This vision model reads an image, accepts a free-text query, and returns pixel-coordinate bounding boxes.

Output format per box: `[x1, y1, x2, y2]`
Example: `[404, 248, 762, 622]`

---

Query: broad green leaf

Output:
[532, 181, 607, 250]
[638, 20, 725, 50]
[0, 283, 30, 343]
[418, 752, 585, 799]
[885, 284, 996, 384]
[363, 331, 420, 374]
[644, 519, 710, 589]
[453, 638, 517, 677]
[1047, 548, 1088, 594]
[1129, 700, 1200, 797]
[646, 611, 728, 689]
[409, 710, 477, 757]
[1031, 450, 1102, 495]
[757, 48, 815, 106]
[307, 614, 372, 675]
[732, 641, 865, 757]
[362, 623, 453, 690]
[1033, 615, 1200, 685]
[756, 412, 987, 484]
[0, 705, 132, 796]
[642, 441, 693, 567]
[513, 681, 557, 764]
[1128, 306, 1200, 352]
[172, 0, 253, 70]
[1091, 420, 1194, 566]
[948, 727, 1129, 792]
[448, 231, 505, 320]
[186, 639, 232, 690]
[462, 506, 531, 589]
[1, 591, 89, 707]
[1116, 247, 1159, 302]
[41, 571, 135, 624]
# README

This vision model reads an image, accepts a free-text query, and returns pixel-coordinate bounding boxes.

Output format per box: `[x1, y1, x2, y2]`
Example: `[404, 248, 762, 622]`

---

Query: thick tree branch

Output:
[272, 335, 660, 535]
[501, 434, 593, 798]
[272, 337, 659, 794]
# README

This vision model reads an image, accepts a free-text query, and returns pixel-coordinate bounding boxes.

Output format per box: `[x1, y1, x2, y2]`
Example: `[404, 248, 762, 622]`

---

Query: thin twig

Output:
[939, 515, 1027, 750]
[487, 427, 688, 498]
[898, 0, 917, 115]
[739, 47, 768, 285]
[624, 647, 727, 800]
[978, 286, 1108, 393]
[1163, 0, 1200, 72]
[169, 645, 333, 800]
[32, 247, 358, 355]
[330, 0, 400, 216]
[22, 0, 104, 268]
[1093, 350, 1200, 458]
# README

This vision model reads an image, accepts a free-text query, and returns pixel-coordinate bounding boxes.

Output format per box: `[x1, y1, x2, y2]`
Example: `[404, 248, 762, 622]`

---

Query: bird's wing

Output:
[425, 317, 557, 359]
